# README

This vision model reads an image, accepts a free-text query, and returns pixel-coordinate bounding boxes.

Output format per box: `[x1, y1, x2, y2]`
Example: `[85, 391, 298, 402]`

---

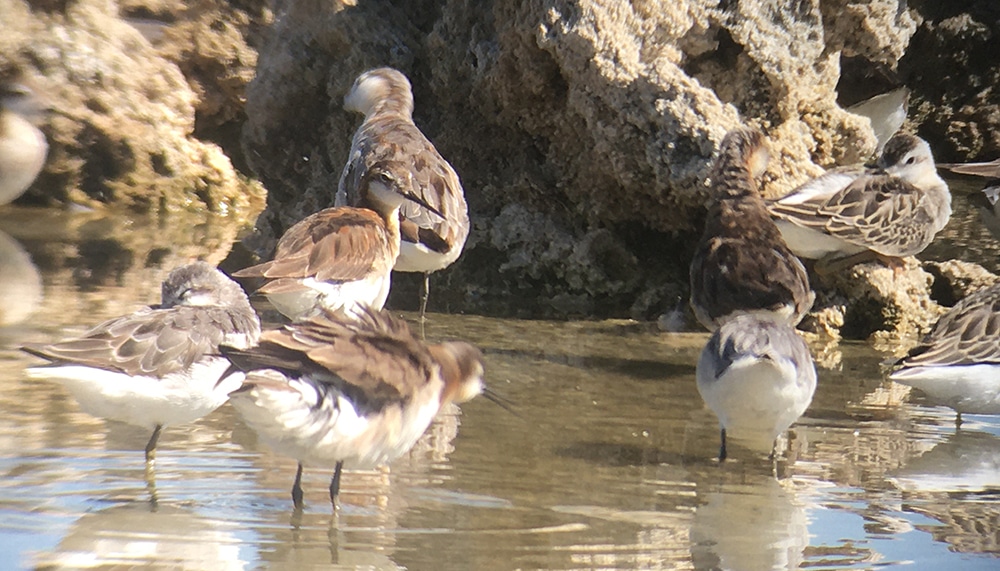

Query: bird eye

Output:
[905, 156, 916, 165]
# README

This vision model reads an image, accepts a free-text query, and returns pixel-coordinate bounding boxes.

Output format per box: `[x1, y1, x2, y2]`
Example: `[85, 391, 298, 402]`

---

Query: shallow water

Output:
[0, 199, 998, 570]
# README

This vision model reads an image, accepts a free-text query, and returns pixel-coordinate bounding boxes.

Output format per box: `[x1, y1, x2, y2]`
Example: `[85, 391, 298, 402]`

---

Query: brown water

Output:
[0, 198, 998, 570]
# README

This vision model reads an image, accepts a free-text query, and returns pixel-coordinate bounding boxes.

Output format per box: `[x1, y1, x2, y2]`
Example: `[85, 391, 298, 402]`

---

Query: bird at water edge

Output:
[335, 67, 470, 329]
[234, 156, 444, 321]
[890, 282, 1000, 427]
[696, 314, 817, 461]
[23, 262, 261, 464]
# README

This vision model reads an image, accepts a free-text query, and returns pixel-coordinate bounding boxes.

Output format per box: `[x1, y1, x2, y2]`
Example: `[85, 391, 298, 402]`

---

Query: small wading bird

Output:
[890, 282, 1000, 427]
[696, 314, 817, 461]
[689, 127, 814, 330]
[845, 87, 909, 155]
[234, 177, 443, 322]
[23, 262, 261, 464]
[222, 306, 494, 509]
[937, 157, 1000, 240]
[0, 78, 48, 205]
[767, 134, 951, 274]
[937, 157, 1000, 180]
[336, 67, 469, 326]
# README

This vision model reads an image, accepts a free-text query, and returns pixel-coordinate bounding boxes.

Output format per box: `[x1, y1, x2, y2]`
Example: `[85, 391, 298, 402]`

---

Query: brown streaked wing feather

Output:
[23, 306, 231, 377]
[766, 166, 870, 220]
[236, 308, 437, 406]
[691, 238, 812, 323]
[691, 199, 813, 324]
[344, 115, 469, 253]
[898, 285, 1000, 368]
[396, 148, 469, 252]
[770, 175, 935, 256]
[234, 207, 393, 282]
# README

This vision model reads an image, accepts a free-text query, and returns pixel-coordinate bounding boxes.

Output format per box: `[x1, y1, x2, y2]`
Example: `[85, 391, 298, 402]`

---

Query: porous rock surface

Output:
[241, 0, 919, 324]
[901, 1, 1000, 161]
[806, 260, 944, 345]
[0, 0, 265, 217]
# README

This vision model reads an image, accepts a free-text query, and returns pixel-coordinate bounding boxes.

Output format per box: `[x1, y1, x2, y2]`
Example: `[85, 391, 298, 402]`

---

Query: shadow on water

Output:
[555, 440, 685, 467]
[484, 345, 695, 380]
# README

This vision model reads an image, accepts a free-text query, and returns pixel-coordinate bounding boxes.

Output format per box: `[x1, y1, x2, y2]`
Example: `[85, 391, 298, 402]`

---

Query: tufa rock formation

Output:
[240, 0, 914, 323]
[0, 0, 265, 217]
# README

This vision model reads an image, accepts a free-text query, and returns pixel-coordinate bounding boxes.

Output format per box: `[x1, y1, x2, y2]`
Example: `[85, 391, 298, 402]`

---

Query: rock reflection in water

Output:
[0, 227, 41, 326]
[892, 429, 1000, 493]
[0, 206, 251, 329]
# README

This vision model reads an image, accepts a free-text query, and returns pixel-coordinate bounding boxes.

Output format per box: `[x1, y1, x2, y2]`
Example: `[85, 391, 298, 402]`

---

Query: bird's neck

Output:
[367, 96, 414, 122]
[712, 164, 759, 200]
[704, 194, 780, 241]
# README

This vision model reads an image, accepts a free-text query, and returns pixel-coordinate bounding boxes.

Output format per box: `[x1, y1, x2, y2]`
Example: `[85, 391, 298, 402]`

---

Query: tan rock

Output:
[237, 0, 920, 320]
[925, 259, 1000, 303]
[0, 0, 263, 219]
[814, 259, 945, 344]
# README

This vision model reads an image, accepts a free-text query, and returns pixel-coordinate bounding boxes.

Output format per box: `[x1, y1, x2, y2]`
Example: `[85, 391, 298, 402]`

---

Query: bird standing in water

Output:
[890, 282, 1000, 427]
[23, 262, 261, 465]
[223, 306, 489, 509]
[336, 67, 469, 330]
[234, 154, 443, 321]
[696, 314, 817, 461]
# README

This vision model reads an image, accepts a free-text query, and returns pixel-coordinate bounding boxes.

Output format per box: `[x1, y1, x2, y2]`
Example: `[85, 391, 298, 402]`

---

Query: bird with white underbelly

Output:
[336, 67, 469, 325]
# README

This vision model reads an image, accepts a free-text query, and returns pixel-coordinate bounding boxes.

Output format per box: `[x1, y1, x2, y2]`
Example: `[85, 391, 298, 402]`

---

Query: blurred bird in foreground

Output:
[0, 77, 48, 205]
[223, 306, 495, 509]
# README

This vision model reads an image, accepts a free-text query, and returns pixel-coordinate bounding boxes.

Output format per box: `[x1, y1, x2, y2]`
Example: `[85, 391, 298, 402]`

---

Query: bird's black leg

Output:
[145, 424, 162, 463]
[292, 463, 305, 509]
[419, 272, 431, 338]
[718, 428, 727, 462]
[329, 461, 344, 510]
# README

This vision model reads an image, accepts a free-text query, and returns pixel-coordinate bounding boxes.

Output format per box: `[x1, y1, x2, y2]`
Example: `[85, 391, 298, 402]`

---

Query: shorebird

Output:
[696, 314, 817, 461]
[937, 157, 1000, 239]
[689, 127, 814, 330]
[767, 134, 952, 273]
[23, 262, 261, 463]
[0, 79, 48, 205]
[846, 87, 909, 154]
[234, 181, 442, 321]
[890, 283, 1000, 426]
[937, 158, 1000, 179]
[335, 67, 469, 324]
[222, 306, 488, 509]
